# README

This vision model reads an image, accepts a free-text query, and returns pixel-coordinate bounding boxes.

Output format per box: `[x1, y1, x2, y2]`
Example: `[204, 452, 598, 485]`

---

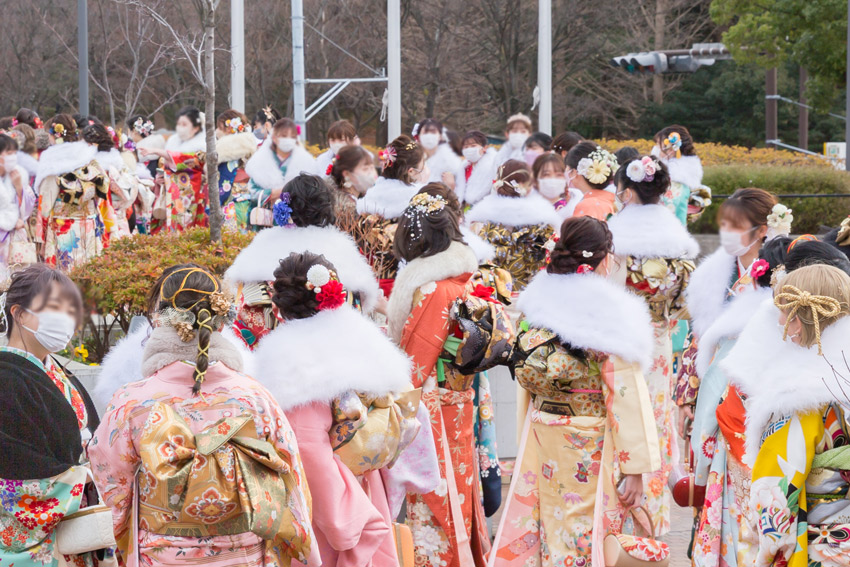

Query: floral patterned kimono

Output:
[150, 131, 207, 234]
[95, 148, 145, 239]
[87, 327, 316, 567]
[216, 132, 258, 233]
[386, 241, 490, 567]
[35, 141, 112, 270]
[658, 155, 704, 226]
[721, 301, 850, 567]
[466, 193, 561, 291]
[607, 203, 699, 535]
[490, 271, 661, 567]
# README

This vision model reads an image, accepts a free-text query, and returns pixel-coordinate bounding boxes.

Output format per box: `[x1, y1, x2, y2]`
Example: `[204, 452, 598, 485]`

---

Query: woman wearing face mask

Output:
[550, 130, 584, 160]
[491, 216, 660, 567]
[0, 265, 110, 567]
[521, 131, 552, 168]
[244, 117, 316, 230]
[213, 109, 257, 233]
[495, 113, 533, 167]
[653, 125, 711, 226]
[607, 155, 700, 536]
[252, 106, 281, 142]
[413, 118, 462, 189]
[316, 119, 361, 179]
[566, 142, 619, 221]
[0, 134, 36, 278]
[329, 145, 377, 220]
[455, 130, 498, 207]
[532, 153, 582, 220]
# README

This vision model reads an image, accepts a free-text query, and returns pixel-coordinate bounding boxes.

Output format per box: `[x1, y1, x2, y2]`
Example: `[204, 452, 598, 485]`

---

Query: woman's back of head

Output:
[284, 173, 335, 228]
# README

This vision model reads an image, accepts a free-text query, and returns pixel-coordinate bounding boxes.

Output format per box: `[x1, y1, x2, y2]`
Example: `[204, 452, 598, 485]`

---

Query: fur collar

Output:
[663, 155, 703, 189]
[386, 241, 478, 342]
[495, 143, 523, 164]
[136, 134, 166, 152]
[465, 193, 562, 229]
[356, 177, 419, 219]
[607, 204, 699, 260]
[460, 225, 495, 263]
[426, 144, 462, 180]
[164, 131, 206, 154]
[458, 147, 498, 205]
[216, 132, 257, 164]
[254, 307, 412, 410]
[518, 271, 654, 371]
[224, 225, 380, 313]
[695, 286, 772, 377]
[721, 300, 850, 465]
[94, 324, 151, 411]
[141, 326, 244, 378]
[17, 152, 39, 177]
[34, 141, 98, 190]
[686, 248, 738, 337]
[244, 138, 316, 190]
[95, 148, 126, 171]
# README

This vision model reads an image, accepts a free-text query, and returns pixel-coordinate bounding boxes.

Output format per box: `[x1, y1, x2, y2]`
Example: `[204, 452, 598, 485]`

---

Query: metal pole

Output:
[231, 0, 245, 112]
[766, 68, 778, 146]
[78, 0, 88, 116]
[846, 0, 850, 171]
[798, 67, 808, 151]
[387, 0, 401, 140]
[291, 0, 306, 136]
[537, 0, 552, 134]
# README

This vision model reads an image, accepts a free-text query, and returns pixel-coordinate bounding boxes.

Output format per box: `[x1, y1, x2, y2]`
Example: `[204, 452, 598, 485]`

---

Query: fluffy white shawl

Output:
[607, 203, 699, 260]
[164, 131, 207, 154]
[460, 225, 495, 263]
[355, 177, 419, 219]
[686, 248, 738, 337]
[315, 149, 334, 179]
[34, 141, 98, 192]
[93, 324, 151, 411]
[386, 241, 479, 342]
[663, 155, 703, 190]
[495, 143, 523, 167]
[518, 271, 654, 371]
[456, 147, 498, 206]
[244, 137, 316, 191]
[141, 326, 244, 379]
[425, 144, 462, 183]
[224, 225, 380, 313]
[465, 192, 562, 230]
[17, 152, 39, 178]
[253, 307, 412, 411]
[721, 299, 850, 465]
[215, 132, 258, 164]
[95, 148, 127, 172]
[135, 134, 166, 162]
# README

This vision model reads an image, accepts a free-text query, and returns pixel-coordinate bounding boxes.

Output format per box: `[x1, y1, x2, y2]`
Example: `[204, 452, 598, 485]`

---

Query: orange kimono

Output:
[573, 189, 615, 221]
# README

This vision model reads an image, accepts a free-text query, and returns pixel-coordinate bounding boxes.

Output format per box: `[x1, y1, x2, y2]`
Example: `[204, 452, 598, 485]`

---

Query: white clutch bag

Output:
[54, 468, 117, 555]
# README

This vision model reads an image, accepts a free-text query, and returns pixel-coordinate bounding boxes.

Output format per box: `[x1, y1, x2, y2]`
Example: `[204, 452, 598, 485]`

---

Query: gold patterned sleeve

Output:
[668, 258, 695, 320]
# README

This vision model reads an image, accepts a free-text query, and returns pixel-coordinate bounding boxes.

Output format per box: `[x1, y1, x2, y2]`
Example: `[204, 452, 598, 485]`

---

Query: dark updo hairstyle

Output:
[177, 105, 202, 129]
[524, 132, 552, 151]
[614, 146, 640, 165]
[3, 264, 83, 337]
[494, 159, 533, 198]
[394, 184, 464, 262]
[14, 108, 40, 129]
[82, 123, 116, 152]
[786, 239, 850, 277]
[331, 145, 373, 187]
[285, 173, 335, 228]
[654, 125, 696, 157]
[254, 106, 281, 127]
[547, 216, 613, 275]
[147, 263, 224, 394]
[272, 251, 335, 320]
[551, 131, 584, 156]
[462, 130, 488, 147]
[0, 117, 13, 130]
[216, 109, 249, 133]
[381, 134, 424, 184]
[755, 236, 791, 287]
[531, 153, 565, 181]
[44, 114, 81, 143]
[12, 124, 37, 154]
[617, 157, 671, 205]
[717, 187, 777, 231]
[416, 182, 462, 218]
[73, 114, 101, 130]
[565, 141, 615, 190]
[0, 134, 18, 154]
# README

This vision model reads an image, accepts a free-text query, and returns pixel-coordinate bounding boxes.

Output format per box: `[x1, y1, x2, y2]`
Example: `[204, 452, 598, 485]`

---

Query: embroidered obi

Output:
[475, 222, 554, 290]
[51, 162, 109, 218]
[624, 255, 694, 322]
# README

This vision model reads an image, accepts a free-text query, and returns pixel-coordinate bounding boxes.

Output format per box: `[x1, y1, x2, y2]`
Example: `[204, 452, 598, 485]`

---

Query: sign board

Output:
[824, 142, 846, 160]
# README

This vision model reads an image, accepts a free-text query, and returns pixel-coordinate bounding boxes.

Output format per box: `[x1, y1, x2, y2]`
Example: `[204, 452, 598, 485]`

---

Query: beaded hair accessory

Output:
[774, 284, 843, 355]
[305, 265, 347, 311]
[403, 193, 447, 241]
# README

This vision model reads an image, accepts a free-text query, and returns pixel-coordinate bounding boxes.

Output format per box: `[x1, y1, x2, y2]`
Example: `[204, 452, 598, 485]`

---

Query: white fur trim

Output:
[663, 155, 703, 190]
[34, 141, 98, 191]
[555, 188, 584, 220]
[456, 147, 498, 206]
[465, 193, 562, 229]
[315, 149, 334, 178]
[607, 204, 699, 260]
[254, 307, 412, 410]
[517, 271, 654, 370]
[686, 248, 738, 337]
[93, 324, 150, 411]
[244, 137, 316, 191]
[460, 225, 495, 263]
[224, 225, 380, 313]
[215, 132, 257, 164]
[17, 152, 39, 178]
[494, 143, 523, 167]
[95, 148, 126, 172]
[220, 324, 257, 378]
[136, 134, 166, 152]
[355, 177, 419, 219]
[694, 286, 772, 377]
[426, 144, 462, 183]
[721, 299, 850, 466]
[386, 241, 479, 342]
[141, 327, 244, 378]
[164, 131, 206, 154]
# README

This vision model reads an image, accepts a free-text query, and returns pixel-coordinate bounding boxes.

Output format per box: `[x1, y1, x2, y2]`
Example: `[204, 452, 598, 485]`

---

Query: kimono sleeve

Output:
[690, 359, 728, 485]
[605, 356, 661, 475]
[750, 410, 822, 567]
[399, 282, 456, 388]
[167, 150, 204, 173]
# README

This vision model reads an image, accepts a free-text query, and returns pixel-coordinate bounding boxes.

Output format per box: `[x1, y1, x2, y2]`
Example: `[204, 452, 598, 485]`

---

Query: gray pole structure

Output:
[231, 0, 245, 112]
[537, 0, 552, 134]
[798, 68, 808, 151]
[766, 68, 778, 146]
[846, 0, 850, 170]
[78, 0, 89, 116]
[291, 0, 307, 136]
[387, 0, 401, 139]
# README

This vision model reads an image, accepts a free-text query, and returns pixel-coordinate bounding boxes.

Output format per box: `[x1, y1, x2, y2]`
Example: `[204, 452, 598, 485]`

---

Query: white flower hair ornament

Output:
[306, 264, 332, 292]
[626, 156, 660, 184]
[766, 203, 793, 240]
[576, 147, 619, 185]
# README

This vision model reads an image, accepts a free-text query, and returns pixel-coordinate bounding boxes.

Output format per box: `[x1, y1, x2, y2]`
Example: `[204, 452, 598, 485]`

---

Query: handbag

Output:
[392, 522, 414, 567]
[8, 235, 36, 266]
[671, 447, 706, 508]
[55, 467, 117, 555]
[249, 206, 274, 227]
[603, 506, 670, 567]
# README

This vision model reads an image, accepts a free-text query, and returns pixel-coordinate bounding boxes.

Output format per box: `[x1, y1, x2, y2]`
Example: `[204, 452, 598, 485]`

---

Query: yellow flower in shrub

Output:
[74, 344, 89, 361]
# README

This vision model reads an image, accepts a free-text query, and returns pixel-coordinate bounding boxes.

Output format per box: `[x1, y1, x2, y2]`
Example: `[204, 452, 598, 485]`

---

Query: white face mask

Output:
[3, 154, 17, 171]
[419, 133, 440, 151]
[349, 169, 378, 194]
[538, 177, 566, 199]
[462, 146, 483, 163]
[22, 309, 76, 353]
[719, 227, 758, 257]
[276, 137, 297, 153]
[329, 141, 345, 155]
[508, 131, 529, 149]
[614, 189, 631, 213]
[175, 124, 195, 142]
[650, 145, 661, 158]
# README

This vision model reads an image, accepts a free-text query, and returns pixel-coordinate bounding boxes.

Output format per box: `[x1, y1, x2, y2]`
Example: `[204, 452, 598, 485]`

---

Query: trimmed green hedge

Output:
[693, 165, 850, 234]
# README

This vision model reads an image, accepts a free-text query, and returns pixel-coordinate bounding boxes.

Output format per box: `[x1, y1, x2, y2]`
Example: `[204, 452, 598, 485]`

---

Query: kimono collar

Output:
[607, 203, 699, 260]
[164, 130, 207, 153]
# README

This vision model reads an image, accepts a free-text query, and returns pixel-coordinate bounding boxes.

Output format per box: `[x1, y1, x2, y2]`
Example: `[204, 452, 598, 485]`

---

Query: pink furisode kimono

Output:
[255, 306, 431, 567]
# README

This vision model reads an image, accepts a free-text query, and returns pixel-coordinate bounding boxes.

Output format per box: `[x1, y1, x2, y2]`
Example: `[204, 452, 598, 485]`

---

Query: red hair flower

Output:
[471, 284, 496, 303]
[751, 258, 770, 278]
[316, 279, 346, 311]
[576, 264, 594, 274]
[325, 163, 334, 176]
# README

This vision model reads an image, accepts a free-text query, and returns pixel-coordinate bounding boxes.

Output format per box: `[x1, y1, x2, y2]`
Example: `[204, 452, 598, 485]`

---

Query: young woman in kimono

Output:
[490, 216, 661, 567]
[328, 145, 378, 223]
[532, 152, 583, 221]
[494, 114, 532, 168]
[606, 156, 700, 535]
[413, 118, 462, 188]
[385, 191, 490, 567]
[565, 142, 619, 221]
[466, 159, 561, 292]
[652, 126, 709, 226]
[255, 251, 421, 566]
[88, 264, 315, 567]
[224, 173, 380, 349]
[0, 133, 36, 277]
[720, 264, 850, 567]
[214, 109, 258, 233]
[0, 265, 109, 567]
[454, 130, 498, 207]
[35, 114, 112, 270]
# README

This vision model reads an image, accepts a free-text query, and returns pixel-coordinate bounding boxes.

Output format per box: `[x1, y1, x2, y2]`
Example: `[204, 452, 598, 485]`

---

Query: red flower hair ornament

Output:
[576, 264, 594, 274]
[751, 258, 770, 278]
[305, 264, 347, 311]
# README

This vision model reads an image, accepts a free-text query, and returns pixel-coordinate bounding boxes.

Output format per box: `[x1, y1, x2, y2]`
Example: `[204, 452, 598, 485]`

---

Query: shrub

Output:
[71, 228, 255, 362]
[691, 165, 850, 234]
